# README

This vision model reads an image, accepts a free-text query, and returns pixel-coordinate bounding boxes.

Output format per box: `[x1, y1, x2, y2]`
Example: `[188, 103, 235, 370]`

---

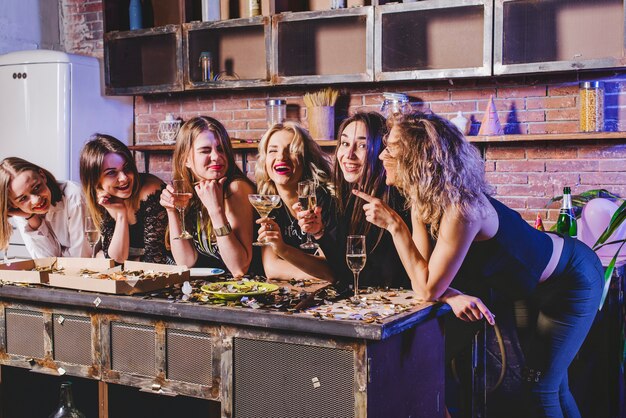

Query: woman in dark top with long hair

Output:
[299, 111, 411, 290]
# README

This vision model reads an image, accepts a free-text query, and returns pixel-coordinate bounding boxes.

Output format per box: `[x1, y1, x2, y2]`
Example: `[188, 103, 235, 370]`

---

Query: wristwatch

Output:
[214, 222, 232, 237]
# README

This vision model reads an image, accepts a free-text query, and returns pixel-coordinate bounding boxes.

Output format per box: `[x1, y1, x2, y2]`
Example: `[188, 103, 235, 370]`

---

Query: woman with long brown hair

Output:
[159, 116, 254, 276]
[80, 134, 169, 264]
[297, 111, 411, 290]
[0, 157, 90, 258]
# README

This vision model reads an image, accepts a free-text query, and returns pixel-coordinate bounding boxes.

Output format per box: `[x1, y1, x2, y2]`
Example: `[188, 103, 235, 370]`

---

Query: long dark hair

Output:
[333, 112, 389, 244]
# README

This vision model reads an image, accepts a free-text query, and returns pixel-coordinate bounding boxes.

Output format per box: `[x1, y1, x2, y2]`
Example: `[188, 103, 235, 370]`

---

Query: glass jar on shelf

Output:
[579, 81, 604, 132]
[380, 92, 411, 118]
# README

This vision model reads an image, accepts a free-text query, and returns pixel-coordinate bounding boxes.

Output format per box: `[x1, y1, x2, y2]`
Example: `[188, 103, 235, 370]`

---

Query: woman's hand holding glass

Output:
[255, 217, 286, 251]
[293, 202, 324, 238]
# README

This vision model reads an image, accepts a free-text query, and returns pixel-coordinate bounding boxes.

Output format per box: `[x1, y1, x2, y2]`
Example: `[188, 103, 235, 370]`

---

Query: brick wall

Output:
[62, 0, 626, 226]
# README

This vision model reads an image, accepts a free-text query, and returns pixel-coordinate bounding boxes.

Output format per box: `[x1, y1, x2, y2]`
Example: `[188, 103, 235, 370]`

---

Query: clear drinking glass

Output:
[84, 215, 100, 256]
[172, 179, 193, 240]
[346, 235, 366, 301]
[248, 194, 282, 246]
[298, 180, 319, 250]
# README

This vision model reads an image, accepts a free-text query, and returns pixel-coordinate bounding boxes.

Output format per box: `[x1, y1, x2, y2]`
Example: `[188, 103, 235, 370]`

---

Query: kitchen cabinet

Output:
[104, 25, 183, 94]
[271, 7, 374, 85]
[0, 284, 447, 418]
[494, 0, 626, 75]
[184, 16, 271, 90]
[375, 0, 493, 81]
[103, 0, 626, 95]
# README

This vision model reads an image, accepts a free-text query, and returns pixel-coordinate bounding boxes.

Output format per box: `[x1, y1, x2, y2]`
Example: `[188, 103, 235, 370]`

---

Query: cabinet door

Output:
[494, 0, 626, 75]
[375, 0, 493, 81]
[271, 7, 374, 85]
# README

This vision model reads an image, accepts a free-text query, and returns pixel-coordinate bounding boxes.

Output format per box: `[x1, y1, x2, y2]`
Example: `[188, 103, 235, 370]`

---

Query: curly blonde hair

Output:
[255, 122, 332, 195]
[390, 112, 492, 237]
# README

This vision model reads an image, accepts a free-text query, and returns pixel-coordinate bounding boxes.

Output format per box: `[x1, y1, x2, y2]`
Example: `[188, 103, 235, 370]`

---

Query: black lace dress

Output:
[100, 187, 170, 264]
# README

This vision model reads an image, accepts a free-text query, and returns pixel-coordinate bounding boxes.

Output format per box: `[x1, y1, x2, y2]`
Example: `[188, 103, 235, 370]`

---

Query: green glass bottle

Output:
[48, 382, 85, 418]
[556, 186, 577, 238]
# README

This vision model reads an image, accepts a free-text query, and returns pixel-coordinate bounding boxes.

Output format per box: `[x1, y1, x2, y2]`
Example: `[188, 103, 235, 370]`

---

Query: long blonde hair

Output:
[255, 122, 332, 195]
[172, 116, 251, 231]
[391, 112, 493, 237]
[79, 134, 141, 230]
[0, 157, 63, 250]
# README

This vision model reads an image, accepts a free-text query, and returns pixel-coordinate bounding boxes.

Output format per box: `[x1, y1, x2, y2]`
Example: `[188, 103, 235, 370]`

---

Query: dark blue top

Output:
[318, 188, 412, 290]
[455, 197, 553, 299]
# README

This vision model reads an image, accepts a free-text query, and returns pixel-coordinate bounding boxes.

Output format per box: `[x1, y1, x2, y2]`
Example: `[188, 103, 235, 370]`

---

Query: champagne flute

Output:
[173, 179, 193, 240]
[346, 235, 366, 301]
[84, 215, 100, 256]
[298, 180, 319, 250]
[248, 194, 282, 246]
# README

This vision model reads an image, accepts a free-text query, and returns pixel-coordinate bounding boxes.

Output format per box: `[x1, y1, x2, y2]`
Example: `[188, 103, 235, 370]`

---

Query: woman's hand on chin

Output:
[97, 190, 126, 218]
[195, 177, 226, 217]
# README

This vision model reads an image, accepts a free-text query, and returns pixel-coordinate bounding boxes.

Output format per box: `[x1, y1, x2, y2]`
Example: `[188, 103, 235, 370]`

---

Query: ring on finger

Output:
[267, 224, 272, 231]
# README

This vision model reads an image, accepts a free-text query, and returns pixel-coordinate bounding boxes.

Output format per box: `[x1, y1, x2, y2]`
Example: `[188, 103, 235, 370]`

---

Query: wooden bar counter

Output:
[0, 281, 448, 418]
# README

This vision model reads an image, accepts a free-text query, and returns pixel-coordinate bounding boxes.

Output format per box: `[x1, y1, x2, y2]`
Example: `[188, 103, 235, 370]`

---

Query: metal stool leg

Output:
[471, 321, 487, 418]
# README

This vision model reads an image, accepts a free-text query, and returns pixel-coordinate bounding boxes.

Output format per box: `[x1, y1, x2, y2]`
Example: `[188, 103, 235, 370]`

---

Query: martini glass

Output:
[248, 194, 282, 246]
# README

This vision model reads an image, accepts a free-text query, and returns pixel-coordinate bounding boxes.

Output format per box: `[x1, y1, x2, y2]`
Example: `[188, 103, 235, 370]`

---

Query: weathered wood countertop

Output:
[0, 283, 449, 341]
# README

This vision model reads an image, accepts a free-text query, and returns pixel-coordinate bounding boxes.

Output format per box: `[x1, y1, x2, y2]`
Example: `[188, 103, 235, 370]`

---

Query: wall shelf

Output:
[468, 131, 626, 143]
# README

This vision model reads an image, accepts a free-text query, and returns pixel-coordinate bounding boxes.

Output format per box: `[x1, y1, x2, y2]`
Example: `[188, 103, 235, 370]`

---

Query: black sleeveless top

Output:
[455, 197, 553, 299]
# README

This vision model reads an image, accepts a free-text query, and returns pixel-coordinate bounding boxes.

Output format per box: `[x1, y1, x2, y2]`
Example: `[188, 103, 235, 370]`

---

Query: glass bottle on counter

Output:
[556, 187, 577, 239]
[48, 382, 86, 418]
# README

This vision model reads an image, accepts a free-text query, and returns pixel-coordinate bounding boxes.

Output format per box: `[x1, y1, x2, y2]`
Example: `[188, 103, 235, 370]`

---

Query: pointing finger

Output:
[352, 189, 375, 203]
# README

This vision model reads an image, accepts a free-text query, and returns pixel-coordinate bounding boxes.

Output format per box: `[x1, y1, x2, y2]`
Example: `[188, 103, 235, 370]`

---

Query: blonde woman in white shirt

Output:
[0, 157, 91, 258]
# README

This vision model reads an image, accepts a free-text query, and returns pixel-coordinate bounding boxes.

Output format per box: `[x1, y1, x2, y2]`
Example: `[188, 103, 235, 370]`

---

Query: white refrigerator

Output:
[0, 49, 134, 258]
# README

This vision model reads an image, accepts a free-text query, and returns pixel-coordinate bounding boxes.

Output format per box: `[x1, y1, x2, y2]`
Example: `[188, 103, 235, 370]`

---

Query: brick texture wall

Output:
[62, 0, 626, 227]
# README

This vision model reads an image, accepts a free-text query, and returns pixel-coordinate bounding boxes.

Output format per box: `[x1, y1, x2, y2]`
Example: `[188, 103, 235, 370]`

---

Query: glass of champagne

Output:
[248, 194, 282, 246]
[298, 180, 319, 250]
[346, 235, 366, 301]
[172, 179, 193, 240]
[84, 215, 100, 256]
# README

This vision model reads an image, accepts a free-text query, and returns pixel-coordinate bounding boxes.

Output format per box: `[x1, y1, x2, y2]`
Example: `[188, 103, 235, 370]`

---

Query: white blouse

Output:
[13, 181, 91, 258]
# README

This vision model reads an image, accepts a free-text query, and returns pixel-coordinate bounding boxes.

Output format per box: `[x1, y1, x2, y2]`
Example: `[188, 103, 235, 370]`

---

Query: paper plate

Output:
[190, 268, 225, 277]
[201, 281, 279, 300]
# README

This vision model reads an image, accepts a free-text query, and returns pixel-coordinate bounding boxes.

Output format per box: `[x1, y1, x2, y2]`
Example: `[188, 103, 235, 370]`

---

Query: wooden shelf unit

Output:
[103, 0, 626, 94]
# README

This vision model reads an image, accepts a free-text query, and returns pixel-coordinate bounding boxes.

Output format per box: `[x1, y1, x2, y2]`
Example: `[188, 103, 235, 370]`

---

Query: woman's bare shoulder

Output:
[139, 174, 166, 199]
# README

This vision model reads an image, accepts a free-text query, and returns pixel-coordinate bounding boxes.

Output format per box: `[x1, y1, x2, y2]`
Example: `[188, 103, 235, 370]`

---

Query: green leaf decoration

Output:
[599, 241, 625, 310]
[545, 189, 620, 209]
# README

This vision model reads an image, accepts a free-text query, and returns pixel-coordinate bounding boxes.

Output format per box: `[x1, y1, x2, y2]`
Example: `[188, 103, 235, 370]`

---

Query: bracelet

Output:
[25, 213, 36, 220]
[214, 222, 232, 237]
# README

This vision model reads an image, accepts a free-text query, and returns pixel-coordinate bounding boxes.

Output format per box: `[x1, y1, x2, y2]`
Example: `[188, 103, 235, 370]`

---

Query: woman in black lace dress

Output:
[79, 134, 170, 264]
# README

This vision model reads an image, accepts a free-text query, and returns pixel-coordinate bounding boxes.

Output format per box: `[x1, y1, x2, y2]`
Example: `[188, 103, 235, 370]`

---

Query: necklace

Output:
[283, 204, 302, 240]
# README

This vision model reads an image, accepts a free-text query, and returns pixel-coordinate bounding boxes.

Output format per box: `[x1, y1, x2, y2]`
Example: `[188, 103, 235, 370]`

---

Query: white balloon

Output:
[580, 198, 626, 258]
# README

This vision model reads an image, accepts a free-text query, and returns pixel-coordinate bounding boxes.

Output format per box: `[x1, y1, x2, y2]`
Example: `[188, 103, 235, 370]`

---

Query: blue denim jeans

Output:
[520, 237, 603, 418]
